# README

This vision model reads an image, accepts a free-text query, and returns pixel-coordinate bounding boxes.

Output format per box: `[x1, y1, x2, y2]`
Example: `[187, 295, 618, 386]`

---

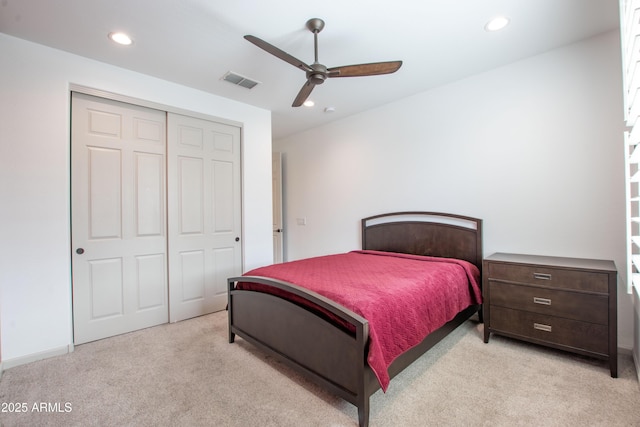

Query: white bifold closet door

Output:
[71, 93, 169, 344]
[167, 113, 242, 322]
[71, 93, 242, 344]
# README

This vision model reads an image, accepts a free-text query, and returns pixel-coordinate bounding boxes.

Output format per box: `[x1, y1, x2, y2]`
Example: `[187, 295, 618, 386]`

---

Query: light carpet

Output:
[0, 312, 639, 426]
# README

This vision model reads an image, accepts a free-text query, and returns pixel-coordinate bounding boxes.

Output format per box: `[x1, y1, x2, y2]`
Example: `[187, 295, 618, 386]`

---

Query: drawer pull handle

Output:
[533, 273, 552, 280]
[533, 323, 552, 332]
[533, 297, 551, 305]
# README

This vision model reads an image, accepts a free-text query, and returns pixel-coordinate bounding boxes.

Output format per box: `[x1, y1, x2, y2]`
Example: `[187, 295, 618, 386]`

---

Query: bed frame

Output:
[227, 211, 483, 427]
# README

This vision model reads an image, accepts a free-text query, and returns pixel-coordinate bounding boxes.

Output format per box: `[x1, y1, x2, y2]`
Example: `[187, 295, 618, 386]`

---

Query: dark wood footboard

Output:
[228, 276, 373, 426]
[228, 276, 481, 427]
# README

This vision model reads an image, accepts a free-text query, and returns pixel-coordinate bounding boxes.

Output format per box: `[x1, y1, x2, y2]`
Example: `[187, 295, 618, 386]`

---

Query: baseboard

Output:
[618, 345, 633, 355]
[2, 345, 70, 370]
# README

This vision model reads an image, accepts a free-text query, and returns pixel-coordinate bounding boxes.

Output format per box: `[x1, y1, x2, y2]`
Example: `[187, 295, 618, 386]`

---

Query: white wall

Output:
[274, 31, 633, 350]
[0, 33, 273, 365]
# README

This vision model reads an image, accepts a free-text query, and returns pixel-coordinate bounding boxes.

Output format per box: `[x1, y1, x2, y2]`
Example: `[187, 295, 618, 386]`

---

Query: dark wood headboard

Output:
[361, 211, 483, 272]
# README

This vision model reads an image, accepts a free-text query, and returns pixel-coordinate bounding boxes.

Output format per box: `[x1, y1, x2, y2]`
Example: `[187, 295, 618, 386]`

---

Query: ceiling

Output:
[0, 0, 620, 140]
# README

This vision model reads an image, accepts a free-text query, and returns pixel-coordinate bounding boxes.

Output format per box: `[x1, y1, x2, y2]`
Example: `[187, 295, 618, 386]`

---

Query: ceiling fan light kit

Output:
[244, 18, 403, 107]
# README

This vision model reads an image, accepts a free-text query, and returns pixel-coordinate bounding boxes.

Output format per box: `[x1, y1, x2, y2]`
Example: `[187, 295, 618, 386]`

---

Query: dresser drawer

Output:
[490, 306, 608, 356]
[489, 281, 609, 324]
[488, 263, 608, 293]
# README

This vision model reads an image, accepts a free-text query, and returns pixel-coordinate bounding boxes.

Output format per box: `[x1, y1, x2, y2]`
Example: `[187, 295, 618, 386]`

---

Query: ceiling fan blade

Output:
[327, 60, 402, 77]
[244, 35, 313, 73]
[292, 80, 316, 107]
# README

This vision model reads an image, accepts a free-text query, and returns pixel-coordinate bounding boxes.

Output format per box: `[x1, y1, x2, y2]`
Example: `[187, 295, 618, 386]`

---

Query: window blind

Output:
[622, 0, 640, 292]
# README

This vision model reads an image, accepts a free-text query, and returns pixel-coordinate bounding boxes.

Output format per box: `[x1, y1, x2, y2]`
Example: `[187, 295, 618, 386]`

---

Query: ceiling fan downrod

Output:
[306, 18, 327, 84]
[306, 18, 325, 65]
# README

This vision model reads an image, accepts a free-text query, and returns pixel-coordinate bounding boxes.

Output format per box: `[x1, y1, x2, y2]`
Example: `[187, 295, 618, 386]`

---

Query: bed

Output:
[227, 211, 483, 427]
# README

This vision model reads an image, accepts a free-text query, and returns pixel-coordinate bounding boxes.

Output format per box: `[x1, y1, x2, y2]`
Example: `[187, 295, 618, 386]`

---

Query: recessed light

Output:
[484, 16, 510, 32]
[303, 100, 315, 107]
[108, 32, 133, 45]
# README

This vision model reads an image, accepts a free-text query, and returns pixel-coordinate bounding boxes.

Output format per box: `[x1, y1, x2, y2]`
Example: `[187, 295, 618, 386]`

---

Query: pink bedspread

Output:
[239, 250, 482, 391]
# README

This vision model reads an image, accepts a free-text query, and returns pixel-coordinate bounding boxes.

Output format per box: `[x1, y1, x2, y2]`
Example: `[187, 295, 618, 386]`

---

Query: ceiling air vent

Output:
[222, 71, 260, 89]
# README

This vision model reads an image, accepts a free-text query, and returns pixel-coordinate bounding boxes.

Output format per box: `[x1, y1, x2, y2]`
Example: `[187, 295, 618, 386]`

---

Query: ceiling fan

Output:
[244, 18, 403, 107]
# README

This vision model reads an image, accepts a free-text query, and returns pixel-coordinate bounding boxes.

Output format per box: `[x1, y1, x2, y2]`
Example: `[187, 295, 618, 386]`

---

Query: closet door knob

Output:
[76, 248, 85, 255]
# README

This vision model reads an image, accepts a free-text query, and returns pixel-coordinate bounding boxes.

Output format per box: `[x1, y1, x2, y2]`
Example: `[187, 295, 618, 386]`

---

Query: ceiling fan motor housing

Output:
[308, 63, 328, 84]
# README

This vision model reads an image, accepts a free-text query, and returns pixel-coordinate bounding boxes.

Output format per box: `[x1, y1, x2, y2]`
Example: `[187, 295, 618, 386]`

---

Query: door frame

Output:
[68, 84, 245, 341]
[70, 85, 244, 129]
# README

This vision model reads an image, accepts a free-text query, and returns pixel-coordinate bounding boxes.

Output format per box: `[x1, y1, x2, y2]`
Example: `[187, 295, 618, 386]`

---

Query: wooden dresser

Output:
[482, 252, 617, 377]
